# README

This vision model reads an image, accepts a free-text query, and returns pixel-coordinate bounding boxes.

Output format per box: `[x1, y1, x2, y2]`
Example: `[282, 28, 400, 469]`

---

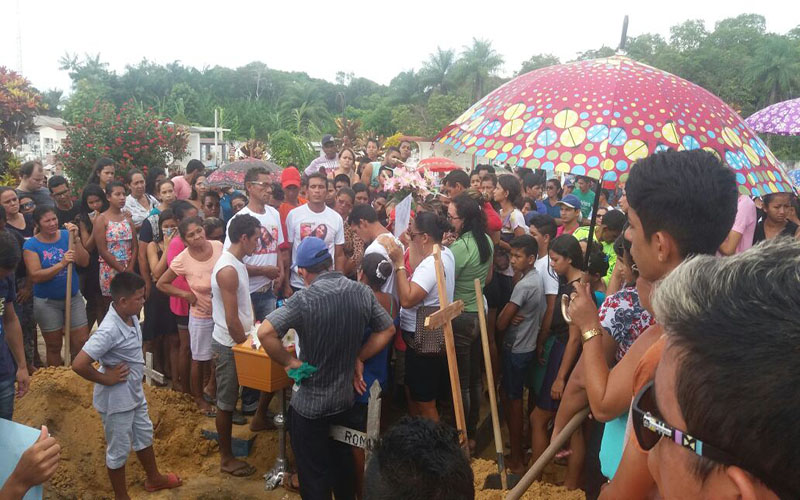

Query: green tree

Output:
[574, 46, 615, 61]
[40, 89, 64, 117]
[747, 35, 800, 107]
[420, 47, 456, 94]
[0, 67, 43, 167]
[456, 38, 504, 101]
[669, 20, 708, 51]
[517, 54, 560, 75]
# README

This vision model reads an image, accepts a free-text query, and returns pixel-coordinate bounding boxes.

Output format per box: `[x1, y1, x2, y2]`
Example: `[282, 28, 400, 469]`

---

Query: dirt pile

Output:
[472, 459, 586, 500]
[14, 367, 294, 499]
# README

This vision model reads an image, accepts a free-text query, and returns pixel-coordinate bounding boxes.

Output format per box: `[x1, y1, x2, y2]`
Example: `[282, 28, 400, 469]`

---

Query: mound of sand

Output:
[471, 459, 586, 500]
[14, 367, 294, 499]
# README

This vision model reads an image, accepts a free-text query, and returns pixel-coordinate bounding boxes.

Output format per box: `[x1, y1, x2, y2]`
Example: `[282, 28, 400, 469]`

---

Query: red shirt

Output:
[484, 202, 502, 232]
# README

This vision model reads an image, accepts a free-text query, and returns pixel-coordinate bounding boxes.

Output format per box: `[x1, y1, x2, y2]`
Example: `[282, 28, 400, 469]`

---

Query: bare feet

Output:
[504, 455, 527, 475]
[249, 411, 276, 432]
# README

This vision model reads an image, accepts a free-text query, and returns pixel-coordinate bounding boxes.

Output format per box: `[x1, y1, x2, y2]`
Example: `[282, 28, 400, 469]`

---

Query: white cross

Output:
[143, 352, 165, 386]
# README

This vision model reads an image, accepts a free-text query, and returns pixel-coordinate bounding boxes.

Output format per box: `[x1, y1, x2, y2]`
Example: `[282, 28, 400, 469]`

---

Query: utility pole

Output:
[16, 0, 24, 73]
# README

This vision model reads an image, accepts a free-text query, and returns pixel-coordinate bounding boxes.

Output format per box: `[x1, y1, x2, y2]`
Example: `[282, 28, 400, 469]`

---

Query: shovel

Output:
[474, 279, 521, 490]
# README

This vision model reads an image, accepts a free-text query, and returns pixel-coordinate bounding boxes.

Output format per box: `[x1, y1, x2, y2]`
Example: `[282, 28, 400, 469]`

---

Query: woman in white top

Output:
[382, 212, 454, 421]
[328, 147, 359, 186]
[124, 169, 158, 229]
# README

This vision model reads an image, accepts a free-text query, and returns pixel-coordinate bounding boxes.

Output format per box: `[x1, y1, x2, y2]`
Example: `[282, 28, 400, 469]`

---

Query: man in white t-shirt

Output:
[526, 212, 560, 363]
[284, 172, 345, 294]
[211, 214, 260, 478]
[348, 203, 403, 297]
[224, 167, 285, 321]
[224, 166, 286, 422]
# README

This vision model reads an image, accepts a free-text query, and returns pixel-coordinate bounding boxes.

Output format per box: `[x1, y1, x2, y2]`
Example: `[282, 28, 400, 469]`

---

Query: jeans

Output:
[242, 290, 278, 409]
[0, 375, 16, 420]
[452, 312, 482, 439]
[13, 285, 36, 368]
[288, 406, 355, 500]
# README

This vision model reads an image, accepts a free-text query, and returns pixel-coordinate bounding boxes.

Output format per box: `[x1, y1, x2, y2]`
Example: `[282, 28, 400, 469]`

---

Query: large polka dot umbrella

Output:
[435, 55, 793, 197]
[206, 158, 282, 190]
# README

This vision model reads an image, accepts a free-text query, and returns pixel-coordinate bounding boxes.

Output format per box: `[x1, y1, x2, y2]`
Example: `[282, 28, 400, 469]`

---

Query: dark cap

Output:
[321, 134, 335, 145]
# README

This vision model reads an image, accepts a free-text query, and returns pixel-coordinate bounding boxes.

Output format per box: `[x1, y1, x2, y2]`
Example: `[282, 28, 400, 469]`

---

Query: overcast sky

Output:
[2, 0, 798, 93]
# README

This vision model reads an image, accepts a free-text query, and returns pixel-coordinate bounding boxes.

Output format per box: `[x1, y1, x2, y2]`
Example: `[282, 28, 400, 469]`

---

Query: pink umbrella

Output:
[435, 54, 793, 197]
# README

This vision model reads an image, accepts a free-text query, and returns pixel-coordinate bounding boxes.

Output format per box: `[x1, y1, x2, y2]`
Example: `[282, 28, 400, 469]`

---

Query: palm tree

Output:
[420, 47, 456, 94]
[457, 38, 504, 101]
[747, 35, 800, 107]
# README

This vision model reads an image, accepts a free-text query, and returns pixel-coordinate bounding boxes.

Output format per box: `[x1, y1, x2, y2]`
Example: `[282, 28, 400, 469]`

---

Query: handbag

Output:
[412, 305, 445, 356]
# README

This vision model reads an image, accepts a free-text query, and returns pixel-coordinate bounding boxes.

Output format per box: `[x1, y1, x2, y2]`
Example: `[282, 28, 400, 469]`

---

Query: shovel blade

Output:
[483, 472, 522, 490]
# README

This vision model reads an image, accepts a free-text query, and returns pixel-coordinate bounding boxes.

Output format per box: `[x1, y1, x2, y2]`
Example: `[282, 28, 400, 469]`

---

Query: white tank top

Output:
[211, 250, 253, 347]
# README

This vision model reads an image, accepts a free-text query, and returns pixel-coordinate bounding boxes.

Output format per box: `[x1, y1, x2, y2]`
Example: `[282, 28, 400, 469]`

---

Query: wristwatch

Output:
[581, 327, 602, 344]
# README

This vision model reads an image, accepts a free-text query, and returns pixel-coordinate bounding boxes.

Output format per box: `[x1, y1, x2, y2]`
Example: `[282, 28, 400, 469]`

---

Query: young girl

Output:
[530, 234, 584, 483]
[78, 185, 109, 329]
[352, 253, 398, 499]
[144, 209, 182, 391]
[188, 175, 208, 217]
[489, 175, 526, 358]
[92, 182, 137, 312]
[88, 157, 116, 191]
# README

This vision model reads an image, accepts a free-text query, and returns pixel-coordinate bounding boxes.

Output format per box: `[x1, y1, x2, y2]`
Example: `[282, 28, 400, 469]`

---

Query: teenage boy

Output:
[573, 209, 626, 284]
[526, 213, 559, 364]
[48, 175, 80, 227]
[496, 235, 546, 474]
[556, 194, 581, 235]
[72, 272, 182, 498]
[213, 214, 261, 477]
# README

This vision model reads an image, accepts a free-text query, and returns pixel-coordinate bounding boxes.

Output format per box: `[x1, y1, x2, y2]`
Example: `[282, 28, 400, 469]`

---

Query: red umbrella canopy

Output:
[419, 156, 461, 172]
[436, 55, 793, 197]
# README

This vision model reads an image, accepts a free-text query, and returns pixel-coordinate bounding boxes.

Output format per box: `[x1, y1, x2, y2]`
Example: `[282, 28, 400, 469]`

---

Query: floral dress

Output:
[598, 287, 655, 362]
[99, 219, 133, 296]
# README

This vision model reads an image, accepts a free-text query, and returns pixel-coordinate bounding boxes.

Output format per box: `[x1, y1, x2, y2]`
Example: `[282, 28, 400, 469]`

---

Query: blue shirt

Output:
[0, 276, 17, 380]
[81, 305, 145, 415]
[23, 230, 79, 299]
[544, 199, 561, 219]
[535, 200, 547, 215]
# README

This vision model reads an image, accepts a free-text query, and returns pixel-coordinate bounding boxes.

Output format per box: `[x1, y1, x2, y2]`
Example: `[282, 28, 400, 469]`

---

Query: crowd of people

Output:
[1, 138, 798, 500]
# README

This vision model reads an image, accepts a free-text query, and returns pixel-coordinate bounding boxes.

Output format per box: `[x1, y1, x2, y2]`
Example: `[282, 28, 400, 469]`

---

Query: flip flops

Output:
[144, 472, 182, 492]
[282, 473, 300, 493]
[221, 462, 256, 477]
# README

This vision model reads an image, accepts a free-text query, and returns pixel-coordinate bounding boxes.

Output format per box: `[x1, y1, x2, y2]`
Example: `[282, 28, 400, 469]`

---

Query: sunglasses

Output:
[21, 202, 34, 210]
[632, 381, 795, 498]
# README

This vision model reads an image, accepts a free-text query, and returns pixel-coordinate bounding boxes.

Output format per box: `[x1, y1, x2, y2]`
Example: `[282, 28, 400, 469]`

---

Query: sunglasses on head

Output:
[632, 380, 795, 498]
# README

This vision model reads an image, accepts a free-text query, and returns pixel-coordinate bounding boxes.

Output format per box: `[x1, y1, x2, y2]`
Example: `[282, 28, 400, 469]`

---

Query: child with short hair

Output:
[496, 235, 546, 473]
[72, 272, 181, 499]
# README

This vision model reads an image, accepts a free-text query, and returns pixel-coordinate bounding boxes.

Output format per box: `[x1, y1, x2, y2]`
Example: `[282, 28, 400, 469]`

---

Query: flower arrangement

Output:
[382, 159, 440, 202]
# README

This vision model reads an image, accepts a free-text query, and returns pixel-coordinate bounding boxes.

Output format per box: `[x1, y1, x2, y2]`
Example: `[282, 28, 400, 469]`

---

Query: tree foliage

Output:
[45, 13, 800, 165]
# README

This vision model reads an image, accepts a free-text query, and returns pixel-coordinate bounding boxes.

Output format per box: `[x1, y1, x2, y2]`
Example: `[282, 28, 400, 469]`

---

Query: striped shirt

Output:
[265, 271, 393, 419]
[305, 153, 339, 175]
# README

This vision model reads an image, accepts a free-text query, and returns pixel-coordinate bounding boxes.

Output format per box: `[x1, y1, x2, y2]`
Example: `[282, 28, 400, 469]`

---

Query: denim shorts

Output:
[502, 349, 536, 400]
[33, 293, 89, 333]
[0, 375, 15, 420]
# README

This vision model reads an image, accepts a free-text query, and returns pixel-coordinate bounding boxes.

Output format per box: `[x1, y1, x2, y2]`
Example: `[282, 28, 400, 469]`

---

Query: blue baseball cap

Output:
[557, 194, 581, 210]
[295, 237, 331, 269]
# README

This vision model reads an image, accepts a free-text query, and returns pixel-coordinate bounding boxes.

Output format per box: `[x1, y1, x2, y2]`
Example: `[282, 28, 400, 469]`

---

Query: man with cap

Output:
[279, 167, 306, 244]
[556, 194, 582, 236]
[305, 134, 339, 176]
[258, 237, 395, 500]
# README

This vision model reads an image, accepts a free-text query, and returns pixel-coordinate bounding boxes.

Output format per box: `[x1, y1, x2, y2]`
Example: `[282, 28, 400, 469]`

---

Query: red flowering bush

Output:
[59, 99, 188, 188]
[0, 67, 42, 169]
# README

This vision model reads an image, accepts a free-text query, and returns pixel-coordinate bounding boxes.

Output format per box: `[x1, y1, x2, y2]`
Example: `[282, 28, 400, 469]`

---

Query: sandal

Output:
[144, 472, 182, 492]
[282, 473, 300, 493]
[203, 408, 217, 418]
[232, 410, 247, 425]
[221, 462, 256, 477]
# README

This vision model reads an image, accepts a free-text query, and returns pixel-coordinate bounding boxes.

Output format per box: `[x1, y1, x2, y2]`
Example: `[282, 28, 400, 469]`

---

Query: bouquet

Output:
[382, 160, 439, 202]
